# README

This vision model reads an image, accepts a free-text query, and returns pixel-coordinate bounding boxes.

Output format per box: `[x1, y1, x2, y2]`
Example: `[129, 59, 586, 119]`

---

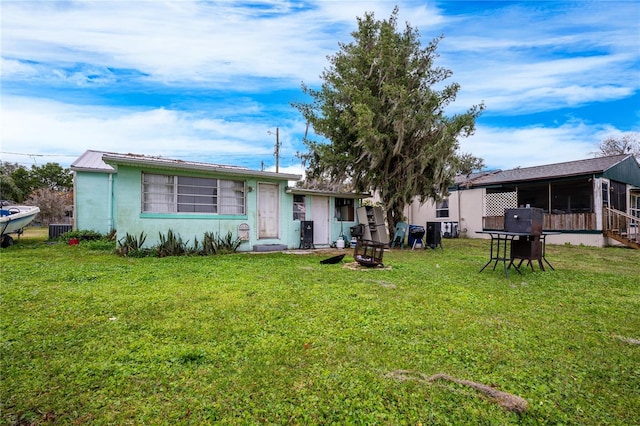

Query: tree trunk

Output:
[384, 199, 406, 242]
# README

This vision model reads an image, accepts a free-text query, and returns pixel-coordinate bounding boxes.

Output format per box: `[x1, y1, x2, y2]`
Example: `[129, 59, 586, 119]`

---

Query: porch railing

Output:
[603, 207, 639, 243]
[483, 212, 597, 231]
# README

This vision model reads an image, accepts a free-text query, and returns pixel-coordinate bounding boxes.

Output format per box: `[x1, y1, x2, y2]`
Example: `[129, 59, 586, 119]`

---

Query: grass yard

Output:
[1, 228, 639, 425]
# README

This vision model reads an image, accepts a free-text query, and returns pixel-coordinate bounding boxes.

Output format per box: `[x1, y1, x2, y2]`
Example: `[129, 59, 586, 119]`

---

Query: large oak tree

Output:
[294, 7, 484, 236]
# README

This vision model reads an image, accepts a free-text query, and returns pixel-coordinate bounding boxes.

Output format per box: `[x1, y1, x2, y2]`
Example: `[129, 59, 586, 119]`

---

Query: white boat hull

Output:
[0, 205, 40, 244]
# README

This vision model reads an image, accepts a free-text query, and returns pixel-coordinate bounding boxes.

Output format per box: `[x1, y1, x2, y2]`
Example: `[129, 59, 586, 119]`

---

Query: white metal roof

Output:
[71, 150, 302, 180]
[70, 150, 116, 172]
[286, 187, 371, 199]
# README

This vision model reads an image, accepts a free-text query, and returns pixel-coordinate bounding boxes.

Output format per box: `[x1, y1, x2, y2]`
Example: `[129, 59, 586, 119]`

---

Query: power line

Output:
[0, 151, 78, 158]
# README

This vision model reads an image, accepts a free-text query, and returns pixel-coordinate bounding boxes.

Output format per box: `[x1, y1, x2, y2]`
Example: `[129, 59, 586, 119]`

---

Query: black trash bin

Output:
[426, 222, 443, 249]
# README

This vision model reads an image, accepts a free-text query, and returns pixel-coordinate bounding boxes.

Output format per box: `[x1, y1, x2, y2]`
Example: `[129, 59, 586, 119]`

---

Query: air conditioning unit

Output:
[49, 224, 72, 239]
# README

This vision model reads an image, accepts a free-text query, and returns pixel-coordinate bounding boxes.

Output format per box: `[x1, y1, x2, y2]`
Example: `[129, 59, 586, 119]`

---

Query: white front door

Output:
[311, 196, 330, 245]
[258, 183, 279, 239]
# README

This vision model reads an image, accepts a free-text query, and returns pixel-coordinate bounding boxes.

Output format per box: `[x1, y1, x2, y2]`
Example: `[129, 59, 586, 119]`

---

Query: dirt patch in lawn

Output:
[386, 369, 529, 414]
[343, 262, 392, 271]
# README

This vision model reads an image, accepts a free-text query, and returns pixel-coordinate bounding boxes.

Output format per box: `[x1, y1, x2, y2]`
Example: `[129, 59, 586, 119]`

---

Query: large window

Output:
[142, 173, 245, 215]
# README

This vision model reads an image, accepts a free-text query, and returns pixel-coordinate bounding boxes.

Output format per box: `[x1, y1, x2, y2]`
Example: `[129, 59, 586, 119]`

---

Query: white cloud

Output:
[2, 1, 342, 87]
[461, 120, 620, 170]
[0, 1, 450, 89]
[1, 0, 637, 172]
[0, 96, 293, 168]
[436, 2, 640, 114]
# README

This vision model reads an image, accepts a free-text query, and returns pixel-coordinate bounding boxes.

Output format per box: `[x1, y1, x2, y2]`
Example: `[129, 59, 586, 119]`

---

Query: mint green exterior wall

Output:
[74, 171, 115, 234]
[112, 165, 296, 251]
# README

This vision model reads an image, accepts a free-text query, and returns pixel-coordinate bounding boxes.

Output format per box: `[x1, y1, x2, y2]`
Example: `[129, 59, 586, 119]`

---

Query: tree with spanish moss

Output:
[294, 7, 484, 237]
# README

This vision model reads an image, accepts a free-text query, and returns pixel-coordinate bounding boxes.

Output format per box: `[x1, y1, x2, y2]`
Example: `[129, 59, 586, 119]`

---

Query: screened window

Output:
[518, 184, 549, 212]
[293, 195, 306, 220]
[609, 181, 627, 212]
[142, 173, 245, 215]
[551, 180, 593, 214]
[602, 182, 610, 207]
[631, 193, 640, 218]
[142, 174, 175, 213]
[436, 198, 449, 218]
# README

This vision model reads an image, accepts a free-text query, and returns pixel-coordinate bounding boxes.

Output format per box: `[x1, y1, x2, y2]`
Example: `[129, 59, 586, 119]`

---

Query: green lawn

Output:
[1, 229, 639, 425]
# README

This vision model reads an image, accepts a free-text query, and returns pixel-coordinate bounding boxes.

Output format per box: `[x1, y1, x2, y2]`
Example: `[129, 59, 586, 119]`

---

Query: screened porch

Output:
[482, 178, 602, 231]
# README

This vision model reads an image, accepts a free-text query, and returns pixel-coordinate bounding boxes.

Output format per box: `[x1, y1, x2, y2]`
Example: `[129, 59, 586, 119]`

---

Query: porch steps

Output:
[603, 207, 639, 249]
[604, 230, 640, 249]
[253, 244, 288, 252]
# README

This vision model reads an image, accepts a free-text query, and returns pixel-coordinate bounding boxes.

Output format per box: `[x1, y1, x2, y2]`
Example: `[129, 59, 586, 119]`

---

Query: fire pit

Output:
[354, 239, 385, 267]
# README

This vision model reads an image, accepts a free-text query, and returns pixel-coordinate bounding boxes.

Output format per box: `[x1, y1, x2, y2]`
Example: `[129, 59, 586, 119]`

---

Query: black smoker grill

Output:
[505, 207, 545, 269]
[350, 224, 365, 240]
[504, 207, 544, 235]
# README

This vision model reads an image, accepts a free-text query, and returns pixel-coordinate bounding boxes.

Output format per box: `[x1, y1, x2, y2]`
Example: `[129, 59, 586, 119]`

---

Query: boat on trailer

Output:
[0, 205, 40, 247]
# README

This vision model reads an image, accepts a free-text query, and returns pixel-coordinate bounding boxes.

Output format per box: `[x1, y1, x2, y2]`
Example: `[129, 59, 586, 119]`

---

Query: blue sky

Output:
[1, 0, 639, 176]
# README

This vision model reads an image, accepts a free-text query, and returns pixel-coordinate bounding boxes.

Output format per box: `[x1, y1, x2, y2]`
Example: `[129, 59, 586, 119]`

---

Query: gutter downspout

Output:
[457, 188, 462, 235]
[108, 173, 114, 231]
[72, 172, 77, 230]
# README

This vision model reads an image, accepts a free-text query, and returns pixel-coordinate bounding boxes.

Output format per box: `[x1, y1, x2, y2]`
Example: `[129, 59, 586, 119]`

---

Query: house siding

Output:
[603, 156, 640, 187]
[74, 171, 114, 234]
[460, 189, 485, 237]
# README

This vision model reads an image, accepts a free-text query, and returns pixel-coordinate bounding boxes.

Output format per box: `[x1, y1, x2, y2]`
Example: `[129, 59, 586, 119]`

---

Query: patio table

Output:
[477, 231, 559, 277]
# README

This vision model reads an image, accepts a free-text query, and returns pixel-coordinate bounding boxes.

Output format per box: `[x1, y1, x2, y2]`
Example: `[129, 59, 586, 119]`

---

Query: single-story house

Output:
[70, 150, 369, 251]
[406, 154, 640, 248]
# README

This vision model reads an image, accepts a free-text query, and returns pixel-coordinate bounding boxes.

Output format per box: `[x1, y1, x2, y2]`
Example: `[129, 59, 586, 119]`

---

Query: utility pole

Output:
[275, 127, 280, 173]
[268, 127, 280, 173]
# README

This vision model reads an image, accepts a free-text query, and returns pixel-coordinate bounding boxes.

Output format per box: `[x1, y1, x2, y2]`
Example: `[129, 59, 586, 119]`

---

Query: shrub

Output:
[60, 229, 103, 241]
[214, 231, 242, 254]
[115, 230, 242, 258]
[82, 239, 116, 251]
[156, 229, 189, 257]
[116, 232, 148, 257]
[199, 231, 243, 255]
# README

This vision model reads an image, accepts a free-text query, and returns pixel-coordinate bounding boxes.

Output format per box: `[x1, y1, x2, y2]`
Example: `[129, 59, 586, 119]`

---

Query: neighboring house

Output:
[407, 154, 640, 248]
[71, 150, 368, 250]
